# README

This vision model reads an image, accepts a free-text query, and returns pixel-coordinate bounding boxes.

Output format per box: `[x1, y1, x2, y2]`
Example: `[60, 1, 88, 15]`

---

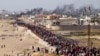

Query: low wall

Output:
[26, 30, 56, 52]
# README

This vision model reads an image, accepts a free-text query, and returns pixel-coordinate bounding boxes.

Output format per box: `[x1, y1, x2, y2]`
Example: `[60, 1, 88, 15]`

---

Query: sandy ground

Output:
[0, 19, 50, 56]
[1, 19, 100, 56]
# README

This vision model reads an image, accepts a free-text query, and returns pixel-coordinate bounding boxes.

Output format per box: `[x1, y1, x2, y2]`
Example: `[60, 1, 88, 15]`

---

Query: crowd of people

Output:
[17, 22, 100, 56]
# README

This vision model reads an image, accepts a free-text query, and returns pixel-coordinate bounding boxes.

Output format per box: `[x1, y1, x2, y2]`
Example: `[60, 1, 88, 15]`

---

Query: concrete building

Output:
[79, 16, 93, 25]
[40, 17, 79, 31]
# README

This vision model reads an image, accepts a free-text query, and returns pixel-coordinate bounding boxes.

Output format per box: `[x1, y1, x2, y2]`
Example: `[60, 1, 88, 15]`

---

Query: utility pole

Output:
[87, 24, 91, 49]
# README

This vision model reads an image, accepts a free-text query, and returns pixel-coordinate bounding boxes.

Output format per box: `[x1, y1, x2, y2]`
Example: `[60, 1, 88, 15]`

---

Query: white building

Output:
[28, 15, 35, 19]
[79, 16, 94, 25]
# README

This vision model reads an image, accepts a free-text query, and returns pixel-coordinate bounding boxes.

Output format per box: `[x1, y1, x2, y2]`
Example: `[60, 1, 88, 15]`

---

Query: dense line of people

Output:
[17, 22, 100, 56]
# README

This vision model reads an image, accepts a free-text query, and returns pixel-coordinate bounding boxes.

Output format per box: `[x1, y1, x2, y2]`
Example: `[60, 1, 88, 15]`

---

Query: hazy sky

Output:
[0, 0, 100, 11]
